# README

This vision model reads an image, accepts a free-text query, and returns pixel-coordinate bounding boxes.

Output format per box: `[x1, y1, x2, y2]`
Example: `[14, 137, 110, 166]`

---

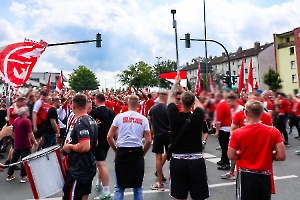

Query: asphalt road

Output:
[1, 128, 300, 200]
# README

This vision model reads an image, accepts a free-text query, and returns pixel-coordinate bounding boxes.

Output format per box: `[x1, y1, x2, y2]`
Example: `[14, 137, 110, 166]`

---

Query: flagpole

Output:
[171, 10, 180, 74]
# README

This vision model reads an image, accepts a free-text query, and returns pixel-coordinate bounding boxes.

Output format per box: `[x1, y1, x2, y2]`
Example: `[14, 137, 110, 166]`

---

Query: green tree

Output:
[154, 60, 177, 89]
[68, 65, 100, 92]
[117, 61, 158, 88]
[263, 68, 283, 91]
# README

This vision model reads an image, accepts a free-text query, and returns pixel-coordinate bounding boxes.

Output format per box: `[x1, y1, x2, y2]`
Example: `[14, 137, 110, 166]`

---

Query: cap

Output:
[40, 90, 48, 96]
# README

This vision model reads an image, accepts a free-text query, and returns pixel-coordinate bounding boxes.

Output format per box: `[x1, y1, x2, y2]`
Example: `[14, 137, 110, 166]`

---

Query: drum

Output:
[22, 145, 66, 199]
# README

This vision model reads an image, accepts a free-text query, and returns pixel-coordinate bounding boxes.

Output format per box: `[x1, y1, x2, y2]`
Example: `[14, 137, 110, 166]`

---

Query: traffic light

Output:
[185, 33, 191, 48]
[96, 33, 102, 48]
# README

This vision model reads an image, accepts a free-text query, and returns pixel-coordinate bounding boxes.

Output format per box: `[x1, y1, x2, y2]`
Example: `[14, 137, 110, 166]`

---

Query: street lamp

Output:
[203, 0, 209, 91]
[171, 10, 180, 73]
[156, 56, 162, 90]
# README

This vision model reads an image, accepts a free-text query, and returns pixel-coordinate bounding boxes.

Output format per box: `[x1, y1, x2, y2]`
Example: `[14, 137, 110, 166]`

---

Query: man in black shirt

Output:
[91, 94, 115, 199]
[42, 97, 60, 149]
[62, 94, 98, 200]
[167, 75, 209, 200]
[149, 92, 170, 191]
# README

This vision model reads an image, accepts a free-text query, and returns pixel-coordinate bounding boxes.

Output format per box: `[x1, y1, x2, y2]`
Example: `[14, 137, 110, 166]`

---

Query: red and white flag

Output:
[46, 72, 52, 93]
[238, 58, 245, 94]
[159, 71, 187, 87]
[255, 81, 259, 89]
[56, 71, 63, 94]
[128, 85, 135, 94]
[209, 73, 214, 93]
[0, 39, 47, 89]
[195, 58, 201, 96]
[246, 58, 254, 92]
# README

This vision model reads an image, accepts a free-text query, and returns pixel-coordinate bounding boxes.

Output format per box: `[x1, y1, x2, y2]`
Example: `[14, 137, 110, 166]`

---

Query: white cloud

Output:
[9, 2, 27, 17]
[94, 69, 123, 90]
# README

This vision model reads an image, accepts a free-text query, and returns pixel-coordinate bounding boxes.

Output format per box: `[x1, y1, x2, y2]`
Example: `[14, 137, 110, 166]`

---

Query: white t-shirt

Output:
[112, 111, 150, 147]
[57, 106, 66, 128]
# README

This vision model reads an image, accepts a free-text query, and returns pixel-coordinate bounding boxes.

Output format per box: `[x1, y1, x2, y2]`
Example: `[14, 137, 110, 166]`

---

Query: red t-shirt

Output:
[229, 124, 283, 171]
[114, 102, 122, 115]
[232, 110, 272, 127]
[215, 101, 231, 127]
[294, 102, 300, 117]
[105, 100, 114, 110]
[121, 105, 128, 113]
[238, 98, 245, 107]
[278, 99, 289, 114]
[9, 107, 18, 125]
[13, 117, 33, 149]
[145, 98, 155, 117]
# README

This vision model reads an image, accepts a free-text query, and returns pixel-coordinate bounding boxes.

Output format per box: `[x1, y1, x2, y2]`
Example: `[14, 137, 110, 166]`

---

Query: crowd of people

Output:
[0, 80, 298, 199]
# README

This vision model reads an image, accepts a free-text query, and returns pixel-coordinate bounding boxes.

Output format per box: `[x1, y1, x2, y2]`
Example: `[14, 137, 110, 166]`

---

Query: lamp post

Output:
[183, 34, 232, 88]
[48, 33, 102, 47]
[171, 10, 180, 73]
[156, 56, 162, 90]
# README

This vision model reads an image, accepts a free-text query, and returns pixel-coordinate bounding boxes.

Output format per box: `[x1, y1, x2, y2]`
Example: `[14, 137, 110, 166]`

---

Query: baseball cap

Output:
[40, 90, 48, 96]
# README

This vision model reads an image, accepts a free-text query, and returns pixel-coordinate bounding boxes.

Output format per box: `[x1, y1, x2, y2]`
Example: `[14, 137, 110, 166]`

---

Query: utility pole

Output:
[156, 56, 162, 90]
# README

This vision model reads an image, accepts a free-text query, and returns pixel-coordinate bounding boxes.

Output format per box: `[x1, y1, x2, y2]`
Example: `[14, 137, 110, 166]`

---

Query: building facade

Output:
[210, 42, 275, 91]
[274, 27, 300, 95]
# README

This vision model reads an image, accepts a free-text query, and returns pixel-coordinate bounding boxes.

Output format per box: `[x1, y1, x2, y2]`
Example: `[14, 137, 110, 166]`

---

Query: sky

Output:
[0, 0, 298, 89]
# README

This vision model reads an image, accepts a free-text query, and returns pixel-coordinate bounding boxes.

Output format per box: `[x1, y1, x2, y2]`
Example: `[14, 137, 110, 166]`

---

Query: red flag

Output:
[238, 58, 245, 94]
[128, 85, 134, 94]
[0, 39, 47, 89]
[46, 72, 52, 93]
[209, 73, 214, 93]
[195, 58, 201, 96]
[246, 59, 254, 92]
[55, 71, 63, 94]
[159, 71, 188, 87]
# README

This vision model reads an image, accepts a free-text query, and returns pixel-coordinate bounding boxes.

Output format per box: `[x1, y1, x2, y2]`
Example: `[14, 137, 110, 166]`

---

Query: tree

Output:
[68, 65, 100, 92]
[154, 60, 177, 89]
[117, 61, 158, 88]
[263, 68, 283, 91]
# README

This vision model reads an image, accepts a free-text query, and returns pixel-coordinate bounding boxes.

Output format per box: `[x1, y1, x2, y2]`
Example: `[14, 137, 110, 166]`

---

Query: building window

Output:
[291, 61, 296, 69]
[238, 65, 241, 70]
[232, 61, 235, 66]
[244, 58, 247, 63]
[253, 67, 256, 72]
[233, 71, 236, 75]
[292, 74, 297, 83]
[189, 71, 192, 74]
[286, 37, 290, 43]
[245, 79, 248, 83]
[290, 47, 295, 55]
[245, 69, 248, 73]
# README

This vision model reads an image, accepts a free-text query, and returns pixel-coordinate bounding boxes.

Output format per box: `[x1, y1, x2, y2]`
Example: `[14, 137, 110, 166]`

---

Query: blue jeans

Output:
[42, 134, 57, 149]
[114, 175, 144, 200]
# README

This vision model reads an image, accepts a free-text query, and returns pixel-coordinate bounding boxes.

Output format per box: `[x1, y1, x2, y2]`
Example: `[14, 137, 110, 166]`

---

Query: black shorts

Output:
[93, 140, 110, 161]
[239, 171, 271, 200]
[59, 128, 66, 138]
[62, 172, 92, 200]
[34, 124, 44, 139]
[152, 133, 170, 154]
[170, 158, 209, 200]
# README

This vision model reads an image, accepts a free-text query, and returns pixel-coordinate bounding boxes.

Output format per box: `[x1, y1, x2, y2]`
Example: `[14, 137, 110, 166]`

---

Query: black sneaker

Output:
[217, 160, 224, 166]
[154, 171, 167, 182]
[4, 160, 10, 165]
[218, 165, 230, 170]
[0, 148, 6, 153]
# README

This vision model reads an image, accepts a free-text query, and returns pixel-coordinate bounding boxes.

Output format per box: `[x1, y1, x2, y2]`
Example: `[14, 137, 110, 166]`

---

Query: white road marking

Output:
[203, 152, 217, 159]
[205, 157, 220, 164]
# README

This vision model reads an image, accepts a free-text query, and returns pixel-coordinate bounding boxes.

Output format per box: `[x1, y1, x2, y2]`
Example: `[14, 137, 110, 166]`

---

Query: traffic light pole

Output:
[48, 33, 102, 47]
[181, 37, 231, 88]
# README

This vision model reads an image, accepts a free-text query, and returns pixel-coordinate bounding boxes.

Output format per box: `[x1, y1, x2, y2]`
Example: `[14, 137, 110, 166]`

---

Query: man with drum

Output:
[62, 94, 98, 200]
[7, 107, 37, 183]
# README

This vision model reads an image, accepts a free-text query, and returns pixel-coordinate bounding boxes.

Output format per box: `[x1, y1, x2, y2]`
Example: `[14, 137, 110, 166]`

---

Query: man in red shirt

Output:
[228, 100, 286, 200]
[275, 93, 289, 146]
[262, 90, 274, 117]
[214, 92, 232, 170]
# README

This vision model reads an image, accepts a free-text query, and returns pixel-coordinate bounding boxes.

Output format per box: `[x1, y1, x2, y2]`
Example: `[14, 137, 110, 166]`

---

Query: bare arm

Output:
[63, 140, 90, 153]
[273, 142, 286, 161]
[28, 132, 37, 145]
[228, 147, 239, 160]
[167, 75, 180, 105]
[215, 122, 221, 138]
[0, 126, 12, 140]
[230, 124, 239, 136]
[107, 126, 118, 152]
[50, 119, 59, 136]
[32, 112, 37, 132]
[143, 130, 151, 157]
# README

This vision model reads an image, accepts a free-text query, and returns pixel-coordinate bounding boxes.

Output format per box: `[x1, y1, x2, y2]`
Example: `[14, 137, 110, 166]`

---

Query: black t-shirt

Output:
[43, 107, 58, 134]
[0, 110, 7, 128]
[167, 103, 204, 154]
[90, 106, 114, 141]
[149, 103, 170, 136]
[27, 102, 34, 121]
[68, 115, 98, 183]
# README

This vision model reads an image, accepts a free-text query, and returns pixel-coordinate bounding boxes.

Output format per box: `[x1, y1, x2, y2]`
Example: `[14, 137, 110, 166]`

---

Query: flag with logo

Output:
[209, 73, 214, 93]
[56, 70, 63, 94]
